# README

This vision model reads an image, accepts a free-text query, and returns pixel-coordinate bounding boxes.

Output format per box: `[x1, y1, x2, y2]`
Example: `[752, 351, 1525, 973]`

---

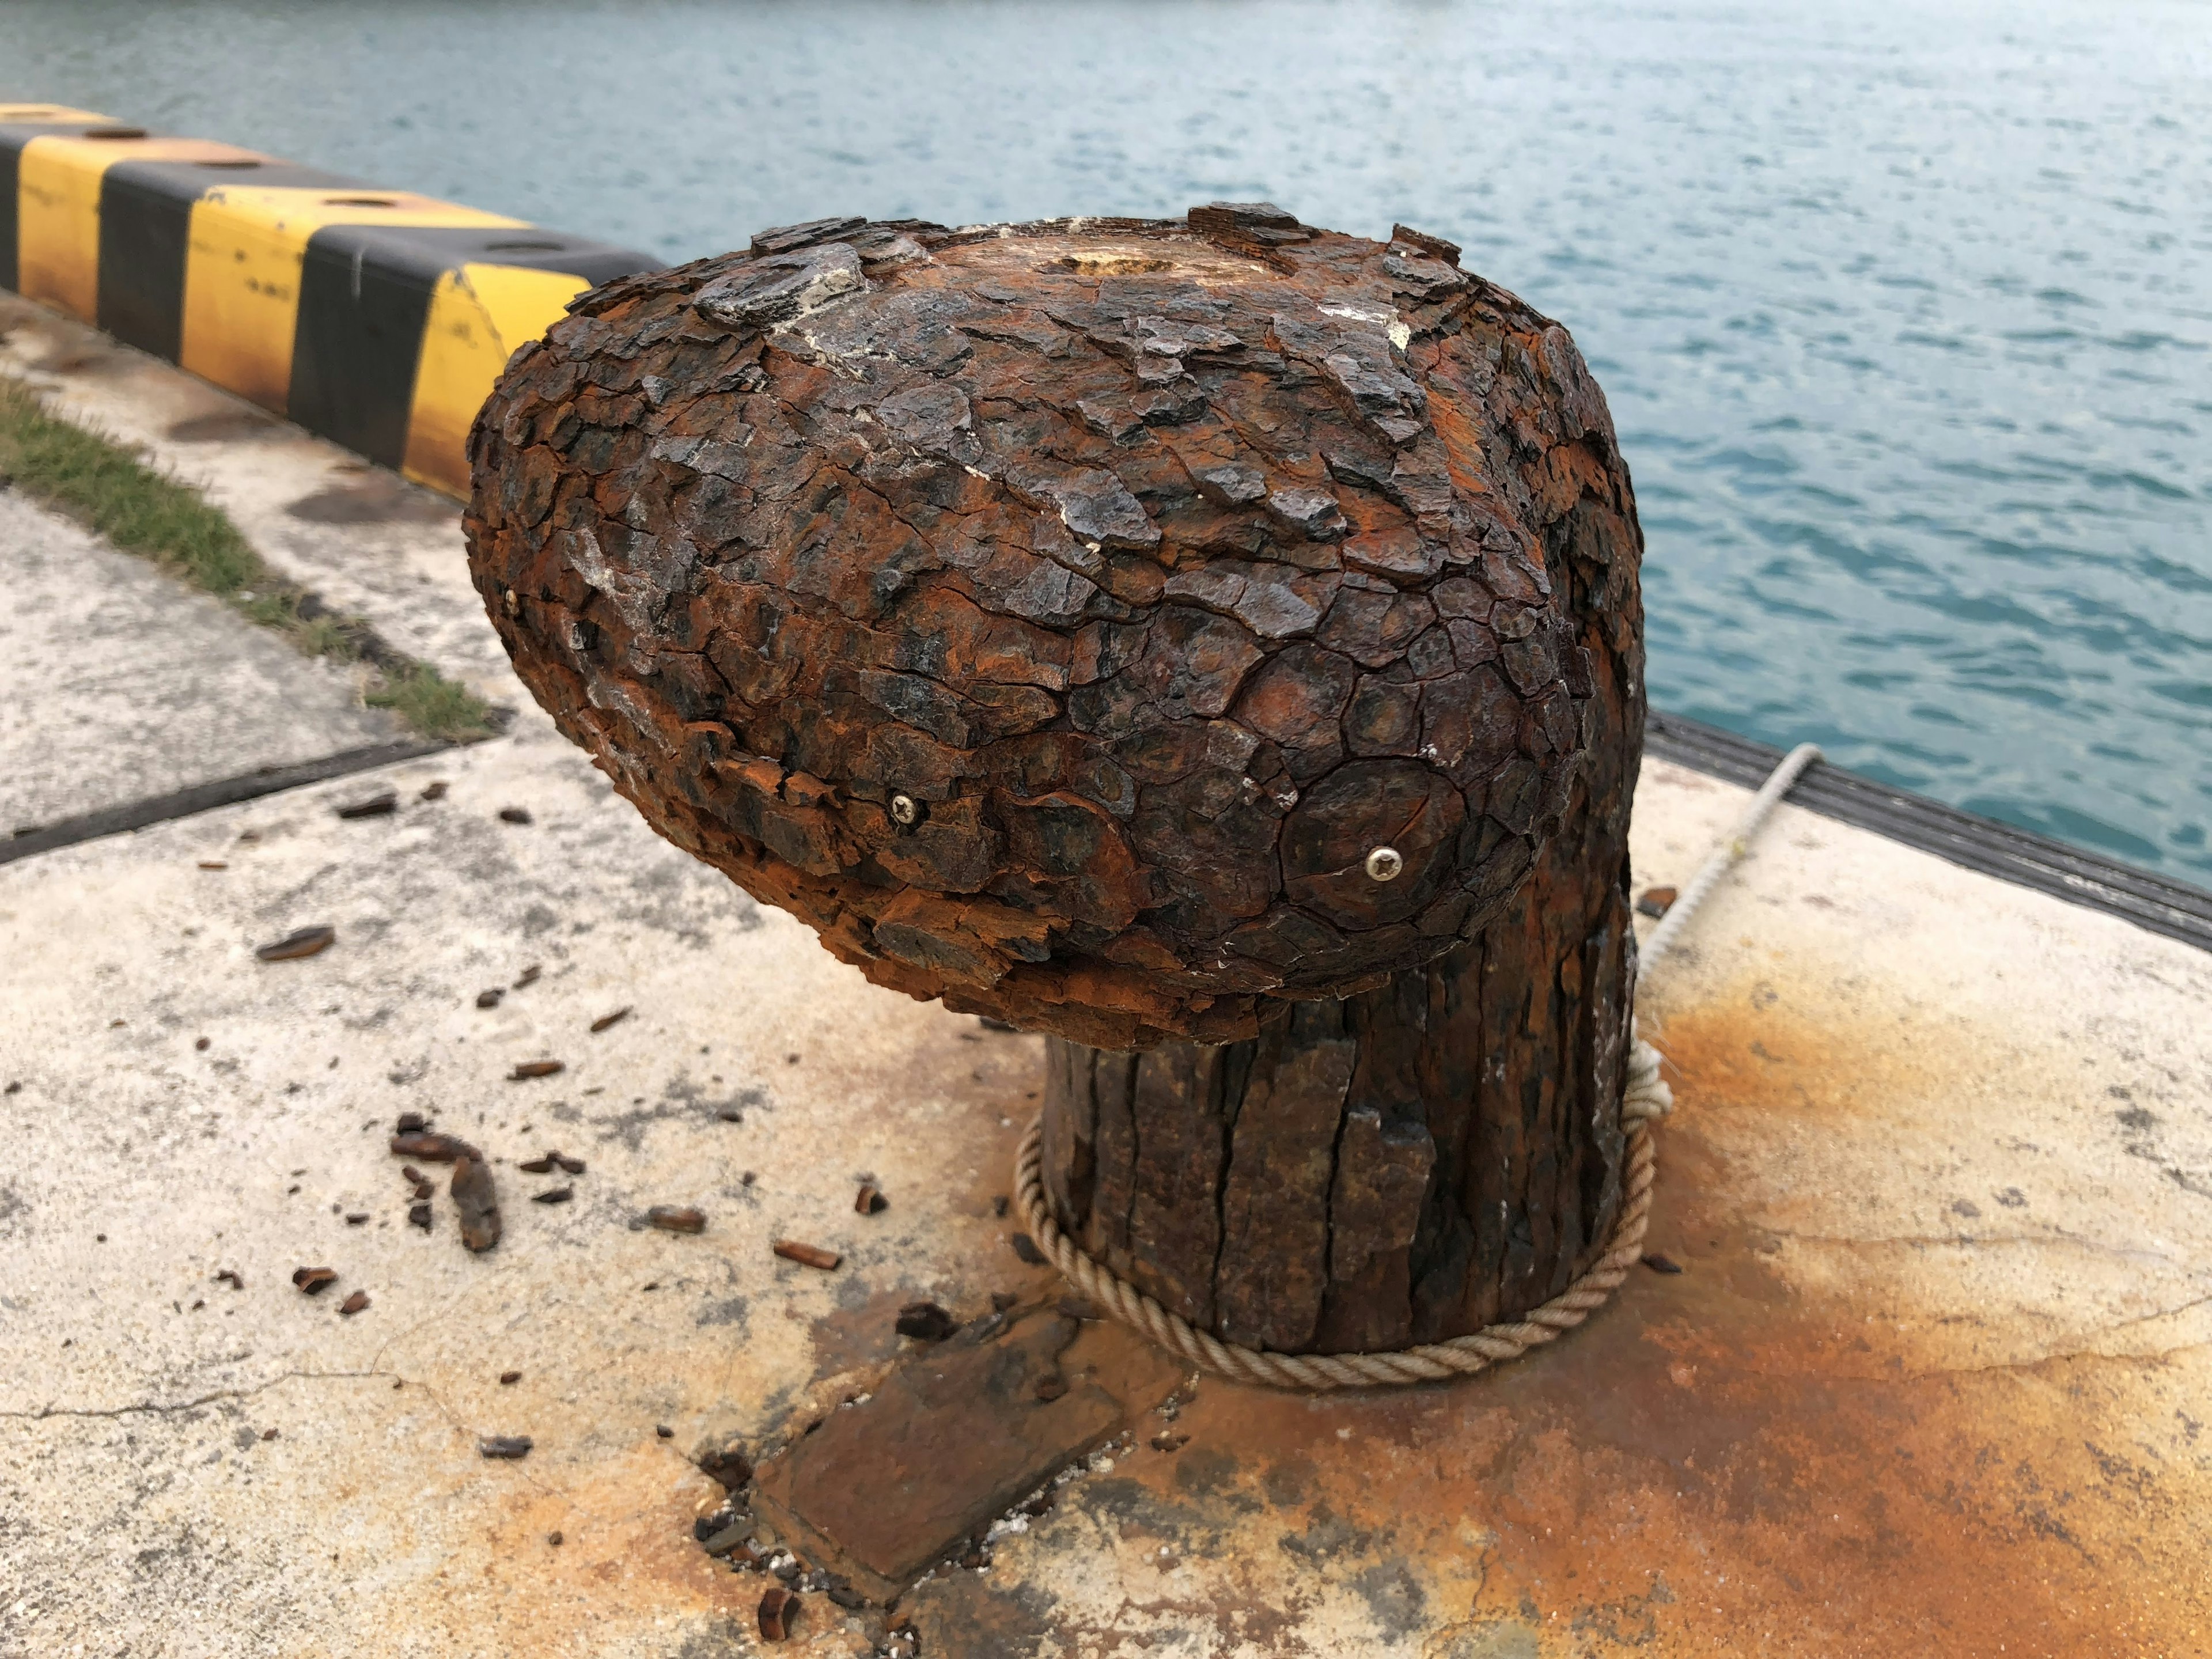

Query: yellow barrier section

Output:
[181, 186, 522, 414]
[402, 261, 594, 495]
[16, 132, 265, 321]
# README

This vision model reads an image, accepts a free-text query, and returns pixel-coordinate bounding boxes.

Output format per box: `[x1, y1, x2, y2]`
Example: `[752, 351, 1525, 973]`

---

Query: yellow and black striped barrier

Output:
[0, 104, 658, 498]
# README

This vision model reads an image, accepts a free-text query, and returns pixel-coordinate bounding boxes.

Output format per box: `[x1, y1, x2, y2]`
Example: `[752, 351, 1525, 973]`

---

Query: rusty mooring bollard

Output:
[466, 204, 1644, 1362]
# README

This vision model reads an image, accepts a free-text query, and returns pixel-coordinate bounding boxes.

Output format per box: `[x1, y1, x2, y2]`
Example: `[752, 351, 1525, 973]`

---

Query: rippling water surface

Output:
[7, 0, 2208, 877]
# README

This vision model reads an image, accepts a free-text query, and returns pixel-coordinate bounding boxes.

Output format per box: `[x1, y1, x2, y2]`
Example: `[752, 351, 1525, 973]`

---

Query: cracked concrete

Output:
[1, 290, 2208, 1656]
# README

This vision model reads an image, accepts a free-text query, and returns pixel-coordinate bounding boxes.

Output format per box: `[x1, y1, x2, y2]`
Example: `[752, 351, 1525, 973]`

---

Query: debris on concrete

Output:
[407, 1202, 432, 1230]
[256, 925, 335, 961]
[478, 1437, 532, 1460]
[519, 1152, 585, 1175]
[475, 988, 503, 1009]
[451, 1154, 501, 1251]
[290, 1266, 336, 1295]
[498, 807, 533, 825]
[531, 1187, 574, 1206]
[773, 1240, 840, 1271]
[701, 1520, 753, 1557]
[499, 1370, 521, 1385]
[1637, 884, 1679, 918]
[339, 1291, 369, 1315]
[646, 1206, 706, 1234]
[390, 1130, 473, 1162]
[509, 1060, 563, 1080]
[1008, 1233, 1046, 1265]
[512, 963, 541, 988]
[756, 1584, 796, 1641]
[1642, 1251, 1685, 1274]
[590, 1007, 632, 1033]
[854, 1183, 888, 1215]
[212, 1269, 244, 1289]
[334, 790, 397, 820]
[418, 780, 448, 801]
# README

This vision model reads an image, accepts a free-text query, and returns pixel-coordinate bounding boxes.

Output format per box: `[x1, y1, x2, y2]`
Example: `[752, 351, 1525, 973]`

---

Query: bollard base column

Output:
[1038, 815, 1638, 1358]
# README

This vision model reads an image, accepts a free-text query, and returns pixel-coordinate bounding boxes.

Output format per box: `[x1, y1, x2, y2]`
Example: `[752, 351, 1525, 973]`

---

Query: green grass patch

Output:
[366, 662, 496, 742]
[0, 375, 260, 593]
[0, 377, 494, 743]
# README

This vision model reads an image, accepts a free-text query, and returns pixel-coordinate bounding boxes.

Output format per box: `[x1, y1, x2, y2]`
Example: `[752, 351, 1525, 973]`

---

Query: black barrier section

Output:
[95, 158, 351, 363]
[290, 224, 657, 468]
[0, 119, 111, 293]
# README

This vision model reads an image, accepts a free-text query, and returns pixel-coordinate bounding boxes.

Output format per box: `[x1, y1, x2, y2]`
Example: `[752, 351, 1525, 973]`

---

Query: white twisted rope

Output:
[1009, 742, 1820, 1392]
[1639, 743, 1824, 982]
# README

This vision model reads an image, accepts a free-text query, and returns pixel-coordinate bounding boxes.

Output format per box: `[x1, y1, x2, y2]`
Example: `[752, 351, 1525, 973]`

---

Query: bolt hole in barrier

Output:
[0, 104, 658, 495]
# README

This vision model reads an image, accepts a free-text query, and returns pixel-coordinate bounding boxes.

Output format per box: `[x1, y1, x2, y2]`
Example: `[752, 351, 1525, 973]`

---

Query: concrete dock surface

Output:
[2, 302, 2207, 1658]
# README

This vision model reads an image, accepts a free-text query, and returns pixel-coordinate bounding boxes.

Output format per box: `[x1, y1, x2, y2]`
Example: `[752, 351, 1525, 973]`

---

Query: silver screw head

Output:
[1365, 845, 1404, 882]
[889, 793, 920, 827]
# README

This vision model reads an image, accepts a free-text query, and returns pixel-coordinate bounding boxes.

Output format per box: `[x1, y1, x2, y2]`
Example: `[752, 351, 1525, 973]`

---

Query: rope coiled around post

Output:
[1009, 743, 1820, 1392]
[1013, 1041, 1672, 1391]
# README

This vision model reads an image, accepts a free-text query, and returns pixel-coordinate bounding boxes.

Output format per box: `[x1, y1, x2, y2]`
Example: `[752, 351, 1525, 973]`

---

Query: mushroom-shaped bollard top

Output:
[467, 206, 1626, 1048]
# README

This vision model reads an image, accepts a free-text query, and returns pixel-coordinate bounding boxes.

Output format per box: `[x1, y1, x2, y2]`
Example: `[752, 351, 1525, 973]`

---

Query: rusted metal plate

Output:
[752, 1305, 1185, 1603]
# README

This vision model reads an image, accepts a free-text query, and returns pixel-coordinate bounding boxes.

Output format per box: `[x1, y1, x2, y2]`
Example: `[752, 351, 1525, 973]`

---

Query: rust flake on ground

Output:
[902, 968, 2210, 1656]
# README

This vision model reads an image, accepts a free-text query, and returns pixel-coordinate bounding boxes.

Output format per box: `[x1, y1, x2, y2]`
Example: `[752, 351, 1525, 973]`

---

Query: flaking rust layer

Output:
[467, 206, 1631, 1046]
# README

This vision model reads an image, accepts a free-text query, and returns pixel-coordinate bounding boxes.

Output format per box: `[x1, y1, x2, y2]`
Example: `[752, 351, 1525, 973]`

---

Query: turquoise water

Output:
[7, 0, 2209, 878]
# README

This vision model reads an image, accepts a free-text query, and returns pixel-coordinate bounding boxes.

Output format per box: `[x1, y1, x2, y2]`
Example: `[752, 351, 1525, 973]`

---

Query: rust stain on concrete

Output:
[906, 968, 2211, 1656]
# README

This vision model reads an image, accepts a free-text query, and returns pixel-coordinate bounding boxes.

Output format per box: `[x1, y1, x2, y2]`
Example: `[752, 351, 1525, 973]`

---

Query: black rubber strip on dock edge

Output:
[1, 739, 448, 866]
[1645, 710, 2212, 956]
